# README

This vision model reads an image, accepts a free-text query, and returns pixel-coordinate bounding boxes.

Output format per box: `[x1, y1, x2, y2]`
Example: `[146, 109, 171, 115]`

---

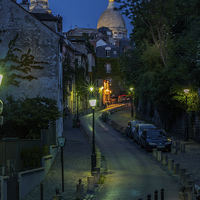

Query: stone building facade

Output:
[0, 0, 63, 137]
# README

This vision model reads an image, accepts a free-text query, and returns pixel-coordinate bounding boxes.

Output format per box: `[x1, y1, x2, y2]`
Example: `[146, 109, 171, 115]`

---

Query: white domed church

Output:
[97, 0, 127, 39]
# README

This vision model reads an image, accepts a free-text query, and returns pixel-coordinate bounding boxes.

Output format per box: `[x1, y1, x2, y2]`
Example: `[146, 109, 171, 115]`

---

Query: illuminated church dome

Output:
[97, 0, 127, 38]
[30, 0, 51, 13]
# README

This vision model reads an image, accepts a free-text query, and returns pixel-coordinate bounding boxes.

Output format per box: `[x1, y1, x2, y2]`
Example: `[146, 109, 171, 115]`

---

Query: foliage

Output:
[62, 51, 75, 99]
[21, 144, 49, 170]
[0, 94, 62, 139]
[0, 31, 46, 87]
[116, 0, 200, 123]
[96, 57, 121, 78]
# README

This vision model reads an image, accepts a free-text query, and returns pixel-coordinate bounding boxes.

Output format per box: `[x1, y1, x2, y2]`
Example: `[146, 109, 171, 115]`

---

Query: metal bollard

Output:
[161, 188, 164, 200]
[197, 194, 200, 200]
[147, 194, 151, 200]
[154, 190, 158, 200]
[40, 183, 43, 200]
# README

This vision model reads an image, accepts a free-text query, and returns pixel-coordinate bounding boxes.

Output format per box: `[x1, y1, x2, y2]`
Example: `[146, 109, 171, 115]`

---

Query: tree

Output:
[0, 94, 62, 139]
[0, 30, 46, 87]
[62, 51, 75, 100]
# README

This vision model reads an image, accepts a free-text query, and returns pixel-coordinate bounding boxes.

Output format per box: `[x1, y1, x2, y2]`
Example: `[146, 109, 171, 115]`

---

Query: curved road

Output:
[80, 107, 180, 200]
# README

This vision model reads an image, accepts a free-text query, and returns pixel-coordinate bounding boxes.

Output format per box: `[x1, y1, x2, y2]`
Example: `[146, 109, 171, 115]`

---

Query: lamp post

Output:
[76, 94, 80, 128]
[130, 87, 134, 117]
[57, 136, 66, 192]
[184, 89, 189, 141]
[89, 93, 96, 172]
[101, 86, 104, 107]
[0, 74, 3, 125]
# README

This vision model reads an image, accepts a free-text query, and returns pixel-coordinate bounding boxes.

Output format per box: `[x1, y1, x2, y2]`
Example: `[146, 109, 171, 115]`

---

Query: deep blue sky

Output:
[17, 0, 132, 38]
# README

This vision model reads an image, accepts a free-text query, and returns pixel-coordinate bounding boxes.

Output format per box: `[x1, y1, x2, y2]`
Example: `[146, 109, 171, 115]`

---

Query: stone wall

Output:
[0, 0, 63, 137]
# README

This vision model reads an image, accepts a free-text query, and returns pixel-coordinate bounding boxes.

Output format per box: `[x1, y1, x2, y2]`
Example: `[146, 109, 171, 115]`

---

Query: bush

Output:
[0, 94, 62, 139]
[21, 144, 49, 170]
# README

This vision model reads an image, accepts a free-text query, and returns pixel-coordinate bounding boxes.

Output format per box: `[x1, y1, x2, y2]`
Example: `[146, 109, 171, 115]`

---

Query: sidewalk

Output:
[24, 116, 93, 200]
[106, 105, 200, 189]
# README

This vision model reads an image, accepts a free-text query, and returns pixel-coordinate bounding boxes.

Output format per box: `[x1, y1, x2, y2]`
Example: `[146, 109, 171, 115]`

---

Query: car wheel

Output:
[145, 144, 149, 153]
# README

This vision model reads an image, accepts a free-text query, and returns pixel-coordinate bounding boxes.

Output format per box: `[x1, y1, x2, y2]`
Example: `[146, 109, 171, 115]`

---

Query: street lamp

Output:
[0, 74, 3, 125]
[100, 86, 104, 107]
[184, 89, 189, 141]
[89, 94, 96, 172]
[0, 74, 3, 86]
[76, 94, 80, 128]
[57, 136, 67, 192]
[130, 88, 134, 117]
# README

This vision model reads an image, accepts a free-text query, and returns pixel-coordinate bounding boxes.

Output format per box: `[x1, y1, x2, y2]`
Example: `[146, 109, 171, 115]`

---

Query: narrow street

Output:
[80, 106, 180, 200]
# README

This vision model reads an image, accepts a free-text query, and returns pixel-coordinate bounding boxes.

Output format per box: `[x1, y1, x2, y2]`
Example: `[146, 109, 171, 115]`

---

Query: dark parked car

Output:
[125, 120, 145, 138]
[140, 129, 172, 152]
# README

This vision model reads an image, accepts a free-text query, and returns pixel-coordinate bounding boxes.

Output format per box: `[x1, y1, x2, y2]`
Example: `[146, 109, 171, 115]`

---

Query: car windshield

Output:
[146, 130, 166, 138]
[140, 126, 155, 132]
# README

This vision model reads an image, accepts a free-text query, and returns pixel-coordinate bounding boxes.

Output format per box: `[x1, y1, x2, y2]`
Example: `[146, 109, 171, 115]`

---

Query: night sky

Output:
[17, 0, 132, 37]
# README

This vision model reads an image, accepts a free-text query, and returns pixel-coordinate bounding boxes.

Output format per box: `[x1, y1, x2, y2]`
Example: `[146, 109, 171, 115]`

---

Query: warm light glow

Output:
[130, 87, 133, 91]
[0, 74, 3, 85]
[101, 87, 104, 90]
[90, 87, 94, 92]
[184, 89, 189, 94]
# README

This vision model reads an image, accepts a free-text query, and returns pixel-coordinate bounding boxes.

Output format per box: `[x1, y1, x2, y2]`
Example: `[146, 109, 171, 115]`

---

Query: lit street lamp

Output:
[184, 89, 189, 141]
[89, 93, 96, 172]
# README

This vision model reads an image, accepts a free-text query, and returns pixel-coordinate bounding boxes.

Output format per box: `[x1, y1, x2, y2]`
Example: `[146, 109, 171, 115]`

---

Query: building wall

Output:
[0, 0, 63, 136]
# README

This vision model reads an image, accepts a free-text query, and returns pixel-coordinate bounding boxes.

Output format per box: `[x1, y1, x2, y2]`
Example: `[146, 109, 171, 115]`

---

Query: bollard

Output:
[76, 179, 84, 200]
[91, 171, 98, 186]
[179, 192, 188, 200]
[94, 167, 100, 181]
[157, 151, 162, 162]
[147, 194, 151, 200]
[87, 176, 94, 192]
[179, 169, 186, 181]
[96, 151, 101, 168]
[171, 145, 177, 154]
[185, 185, 193, 200]
[183, 173, 190, 186]
[153, 148, 157, 157]
[161, 188, 164, 200]
[168, 159, 174, 171]
[187, 180, 195, 193]
[40, 183, 43, 200]
[196, 194, 200, 200]
[53, 196, 61, 200]
[180, 143, 186, 153]
[173, 163, 180, 175]
[154, 190, 158, 200]
[162, 155, 168, 166]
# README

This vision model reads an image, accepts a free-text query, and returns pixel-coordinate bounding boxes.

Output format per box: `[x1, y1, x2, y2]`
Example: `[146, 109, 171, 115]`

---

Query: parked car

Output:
[133, 123, 156, 144]
[140, 129, 172, 152]
[125, 120, 145, 138]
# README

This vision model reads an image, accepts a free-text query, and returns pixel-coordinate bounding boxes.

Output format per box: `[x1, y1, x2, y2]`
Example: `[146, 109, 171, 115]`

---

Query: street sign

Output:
[0, 100, 3, 114]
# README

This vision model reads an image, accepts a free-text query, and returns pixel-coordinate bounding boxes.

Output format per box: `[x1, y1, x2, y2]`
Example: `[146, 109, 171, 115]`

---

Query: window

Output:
[105, 63, 111, 73]
[105, 47, 111, 57]
[106, 50, 110, 57]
